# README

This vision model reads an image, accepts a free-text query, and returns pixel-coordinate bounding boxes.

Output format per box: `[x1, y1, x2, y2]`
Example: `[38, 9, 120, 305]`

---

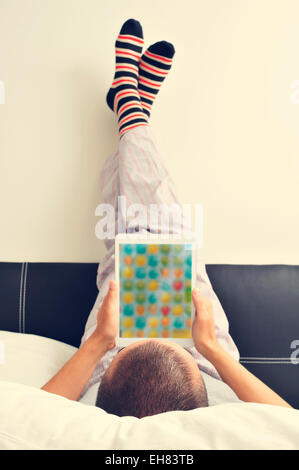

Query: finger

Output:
[102, 280, 118, 311]
[109, 279, 117, 291]
[191, 310, 200, 336]
[192, 288, 206, 315]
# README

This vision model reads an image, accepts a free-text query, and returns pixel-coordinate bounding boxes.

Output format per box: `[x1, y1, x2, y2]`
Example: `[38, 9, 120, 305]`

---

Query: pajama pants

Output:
[80, 125, 239, 397]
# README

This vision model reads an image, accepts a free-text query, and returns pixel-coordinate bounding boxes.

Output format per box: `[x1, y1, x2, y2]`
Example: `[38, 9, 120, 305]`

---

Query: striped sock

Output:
[138, 41, 175, 117]
[106, 19, 148, 137]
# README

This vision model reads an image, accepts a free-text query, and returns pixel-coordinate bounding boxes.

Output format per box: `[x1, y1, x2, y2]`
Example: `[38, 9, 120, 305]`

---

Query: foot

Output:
[138, 41, 175, 117]
[107, 19, 148, 137]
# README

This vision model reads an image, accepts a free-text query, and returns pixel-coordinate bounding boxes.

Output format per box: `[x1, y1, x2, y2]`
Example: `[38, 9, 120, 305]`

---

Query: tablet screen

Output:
[118, 242, 193, 340]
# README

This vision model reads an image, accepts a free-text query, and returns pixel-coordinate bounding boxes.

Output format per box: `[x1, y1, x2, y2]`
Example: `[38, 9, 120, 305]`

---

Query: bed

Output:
[0, 262, 298, 449]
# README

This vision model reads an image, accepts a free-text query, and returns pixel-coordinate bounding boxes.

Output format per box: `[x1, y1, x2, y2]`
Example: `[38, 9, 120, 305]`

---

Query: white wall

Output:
[0, 0, 298, 264]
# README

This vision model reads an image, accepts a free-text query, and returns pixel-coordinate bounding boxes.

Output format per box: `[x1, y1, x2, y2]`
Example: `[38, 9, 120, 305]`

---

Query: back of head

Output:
[96, 341, 208, 418]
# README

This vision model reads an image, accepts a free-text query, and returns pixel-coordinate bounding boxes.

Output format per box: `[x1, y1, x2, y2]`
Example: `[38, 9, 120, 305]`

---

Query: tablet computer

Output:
[115, 234, 195, 347]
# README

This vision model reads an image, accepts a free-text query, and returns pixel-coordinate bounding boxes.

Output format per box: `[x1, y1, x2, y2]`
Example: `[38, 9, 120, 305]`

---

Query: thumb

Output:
[102, 280, 118, 311]
[192, 288, 205, 315]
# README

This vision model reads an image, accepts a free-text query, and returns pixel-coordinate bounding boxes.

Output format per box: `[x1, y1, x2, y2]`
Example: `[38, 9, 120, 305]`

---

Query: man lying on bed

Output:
[41, 19, 291, 416]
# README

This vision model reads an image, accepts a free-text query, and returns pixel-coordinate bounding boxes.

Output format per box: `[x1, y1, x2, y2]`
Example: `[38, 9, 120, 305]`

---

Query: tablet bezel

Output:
[115, 233, 196, 347]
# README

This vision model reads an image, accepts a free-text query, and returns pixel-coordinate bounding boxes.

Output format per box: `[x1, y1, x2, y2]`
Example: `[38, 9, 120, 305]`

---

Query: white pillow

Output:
[0, 330, 76, 387]
[0, 331, 298, 450]
[0, 381, 299, 450]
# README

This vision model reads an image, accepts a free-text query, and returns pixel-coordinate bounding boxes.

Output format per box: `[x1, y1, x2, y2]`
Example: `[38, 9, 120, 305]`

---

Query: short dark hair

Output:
[96, 341, 208, 418]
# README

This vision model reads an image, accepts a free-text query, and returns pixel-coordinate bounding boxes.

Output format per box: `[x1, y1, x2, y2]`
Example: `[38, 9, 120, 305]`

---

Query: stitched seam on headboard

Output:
[18, 263, 25, 333]
[240, 356, 292, 359]
[240, 360, 293, 364]
[22, 263, 28, 333]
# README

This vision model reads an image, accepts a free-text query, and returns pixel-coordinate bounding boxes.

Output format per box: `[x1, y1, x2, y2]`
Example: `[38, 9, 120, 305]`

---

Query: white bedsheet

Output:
[0, 331, 298, 450]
